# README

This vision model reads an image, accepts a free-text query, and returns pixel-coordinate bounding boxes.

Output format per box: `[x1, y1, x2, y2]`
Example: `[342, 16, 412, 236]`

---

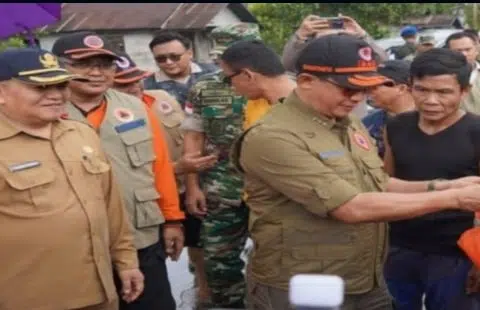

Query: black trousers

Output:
[114, 236, 176, 310]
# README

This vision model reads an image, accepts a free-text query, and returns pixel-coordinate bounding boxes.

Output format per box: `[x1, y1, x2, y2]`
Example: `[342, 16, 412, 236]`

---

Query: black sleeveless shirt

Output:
[387, 111, 480, 256]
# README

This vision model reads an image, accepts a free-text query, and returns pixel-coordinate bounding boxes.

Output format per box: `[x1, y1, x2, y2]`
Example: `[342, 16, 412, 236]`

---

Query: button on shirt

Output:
[0, 114, 138, 309]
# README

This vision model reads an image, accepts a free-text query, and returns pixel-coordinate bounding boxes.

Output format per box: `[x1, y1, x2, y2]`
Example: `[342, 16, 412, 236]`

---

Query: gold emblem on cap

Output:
[39, 53, 59, 68]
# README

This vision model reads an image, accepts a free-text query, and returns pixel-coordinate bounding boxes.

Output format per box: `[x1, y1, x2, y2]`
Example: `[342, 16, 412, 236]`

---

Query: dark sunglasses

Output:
[222, 71, 243, 85]
[325, 78, 396, 97]
[154, 53, 184, 63]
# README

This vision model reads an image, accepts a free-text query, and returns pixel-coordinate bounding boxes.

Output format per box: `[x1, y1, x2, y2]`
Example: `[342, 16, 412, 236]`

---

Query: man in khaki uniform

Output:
[0, 48, 142, 309]
[232, 34, 480, 310]
[52, 32, 184, 310]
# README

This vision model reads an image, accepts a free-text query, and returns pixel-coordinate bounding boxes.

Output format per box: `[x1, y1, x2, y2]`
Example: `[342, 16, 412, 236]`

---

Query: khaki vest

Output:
[67, 89, 164, 250]
[232, 95, 388, 294]
[145, 89, 185, 193]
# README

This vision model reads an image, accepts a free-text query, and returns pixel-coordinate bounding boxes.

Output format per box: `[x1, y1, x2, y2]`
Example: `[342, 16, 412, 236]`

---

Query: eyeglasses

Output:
[154, 53, 185, 63]
[222, 71, 243, 85]
[324, 78, 396, 97]
[63, 58, 116, 71]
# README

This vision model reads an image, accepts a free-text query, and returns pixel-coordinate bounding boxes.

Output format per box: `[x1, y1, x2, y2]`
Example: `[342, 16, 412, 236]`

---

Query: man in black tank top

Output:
[383, 48, 480, 310]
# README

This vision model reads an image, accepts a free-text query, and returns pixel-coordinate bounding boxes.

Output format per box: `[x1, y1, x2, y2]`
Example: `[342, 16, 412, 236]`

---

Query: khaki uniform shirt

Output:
[0, 115, 138, 310]
[234, 91, 388, 293]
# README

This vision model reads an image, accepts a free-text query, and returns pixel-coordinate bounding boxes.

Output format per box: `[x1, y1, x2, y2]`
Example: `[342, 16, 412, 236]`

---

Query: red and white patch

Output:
[358, 47, 373, 61]
[184, 102, 193, 115]
[115, 56, 130, 69]
[158, 101, 173, 114]
[83, 35, 104, 49]
[113, 108, 134, 123]
[59, 112, 69, 120]
[353, 132, 370, 151]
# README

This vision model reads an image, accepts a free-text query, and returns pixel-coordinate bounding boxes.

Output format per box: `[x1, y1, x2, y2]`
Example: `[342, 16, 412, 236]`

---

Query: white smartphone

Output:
[289, 274, 344, 309]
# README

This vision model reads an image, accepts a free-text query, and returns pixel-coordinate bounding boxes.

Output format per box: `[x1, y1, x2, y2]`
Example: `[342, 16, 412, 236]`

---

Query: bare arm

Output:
[282, 34, 309, 74]
[183, 130, 205, 190]
[331, 189, 458, 224]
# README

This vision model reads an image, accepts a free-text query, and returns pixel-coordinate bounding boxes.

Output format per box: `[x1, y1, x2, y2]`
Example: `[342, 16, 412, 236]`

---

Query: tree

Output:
[0, 36, 26, 52]
[250, 3, 457, 53]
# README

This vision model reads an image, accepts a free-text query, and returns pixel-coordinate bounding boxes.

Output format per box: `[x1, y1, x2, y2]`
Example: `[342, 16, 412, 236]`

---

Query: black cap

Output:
[296, 34, 391, 90]
[52, 32, 121, 60]
[0, 48, 86, 85]
[114, 52, 152, 84]
[377, 60, 411, 85]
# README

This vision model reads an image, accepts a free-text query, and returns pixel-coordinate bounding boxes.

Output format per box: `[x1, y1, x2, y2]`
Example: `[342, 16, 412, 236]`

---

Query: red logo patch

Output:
[353, 132, 370, 151]
[83, 35, 104, 49]
[358, 47, 373, 61]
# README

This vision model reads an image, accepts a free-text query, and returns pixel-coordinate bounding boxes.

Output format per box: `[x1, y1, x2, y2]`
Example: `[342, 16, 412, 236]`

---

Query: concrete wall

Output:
[123, 31, 156, 72]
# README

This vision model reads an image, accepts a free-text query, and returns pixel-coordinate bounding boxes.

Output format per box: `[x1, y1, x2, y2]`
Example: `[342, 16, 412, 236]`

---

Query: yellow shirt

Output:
[243, 98, 272, 130]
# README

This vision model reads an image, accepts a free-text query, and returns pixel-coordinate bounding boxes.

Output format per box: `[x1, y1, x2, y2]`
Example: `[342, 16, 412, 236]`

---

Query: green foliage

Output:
[0, 29, 50, 52]
[0, 36, 26, 52]
[250, 3, 458, 53]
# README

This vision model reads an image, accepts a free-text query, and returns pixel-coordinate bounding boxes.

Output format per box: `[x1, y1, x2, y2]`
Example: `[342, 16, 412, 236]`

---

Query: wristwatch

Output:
[427, 179, 447, 191]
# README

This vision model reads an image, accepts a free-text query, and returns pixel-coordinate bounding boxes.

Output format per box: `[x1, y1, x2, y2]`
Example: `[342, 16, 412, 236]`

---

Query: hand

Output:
[296, 15, 330, 40]
[176, 151, 217, 174]
[186, 186, 208, 218]
[163, 223, 185, 261]
[455, 185, 480, 212]
[442, 176, 480, 190]
[467, 266, 480, 294]
[118, 269, 144, 303]
[339, 15, 367, 38]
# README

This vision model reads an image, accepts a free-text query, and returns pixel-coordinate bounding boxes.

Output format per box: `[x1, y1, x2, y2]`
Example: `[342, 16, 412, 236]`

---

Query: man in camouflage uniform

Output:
[181, 23, 261, 309]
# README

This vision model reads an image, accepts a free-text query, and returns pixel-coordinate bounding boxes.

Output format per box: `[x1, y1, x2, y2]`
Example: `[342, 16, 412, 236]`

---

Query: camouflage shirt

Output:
[182, 71, 246, 205]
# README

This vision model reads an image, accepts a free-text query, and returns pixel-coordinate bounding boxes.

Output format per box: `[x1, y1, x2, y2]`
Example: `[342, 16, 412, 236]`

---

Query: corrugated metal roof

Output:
[43, 3, 237, 33]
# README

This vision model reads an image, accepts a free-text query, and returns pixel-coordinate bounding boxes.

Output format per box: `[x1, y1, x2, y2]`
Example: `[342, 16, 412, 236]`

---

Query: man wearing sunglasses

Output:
[52, 32, 185, 310]
[362, 60, 415, 158]
[144, 30, 217, 108]
[181, 23, 261, 309]
[231, 34, 480, 310]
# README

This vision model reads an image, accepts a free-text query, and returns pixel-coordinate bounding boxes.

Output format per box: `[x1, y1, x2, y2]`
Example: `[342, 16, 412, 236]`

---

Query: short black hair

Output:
[445, 31, 478, 48]
[220, 40, 285, 77]
[464, 29, 479, 40]
[410, 48, 472, 90]
[149, 30, 191, 51]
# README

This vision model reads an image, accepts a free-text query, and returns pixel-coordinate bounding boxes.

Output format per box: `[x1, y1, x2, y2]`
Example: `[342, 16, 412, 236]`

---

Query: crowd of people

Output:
[3, 12, 480, 310]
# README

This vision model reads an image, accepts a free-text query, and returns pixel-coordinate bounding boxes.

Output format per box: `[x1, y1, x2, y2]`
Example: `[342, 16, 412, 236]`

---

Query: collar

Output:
[0, 111, 74, 140]
[470, 62, 480, 85]
[285, 91, 352, 130]
[142, 93, 156, 109]
[154, 62, 203, 83]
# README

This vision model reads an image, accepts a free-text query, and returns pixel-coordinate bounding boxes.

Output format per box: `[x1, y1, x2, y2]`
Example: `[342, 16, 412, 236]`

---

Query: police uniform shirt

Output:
[0, 114, 138, 309]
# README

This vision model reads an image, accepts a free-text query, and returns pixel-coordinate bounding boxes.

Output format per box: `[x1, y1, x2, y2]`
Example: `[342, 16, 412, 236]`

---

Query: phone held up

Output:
[325, 17, 345, 29]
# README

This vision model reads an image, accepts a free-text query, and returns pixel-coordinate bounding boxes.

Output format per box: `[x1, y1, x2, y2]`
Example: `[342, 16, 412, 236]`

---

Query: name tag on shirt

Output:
[114, 118, 146, 133]
[9, 160, 41, 172]
[318, 150, 345, 160]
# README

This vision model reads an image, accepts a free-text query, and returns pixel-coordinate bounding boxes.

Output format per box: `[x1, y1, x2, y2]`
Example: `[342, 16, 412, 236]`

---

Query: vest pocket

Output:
[134, 187, 164, 228]
[119, 127, 156, 167]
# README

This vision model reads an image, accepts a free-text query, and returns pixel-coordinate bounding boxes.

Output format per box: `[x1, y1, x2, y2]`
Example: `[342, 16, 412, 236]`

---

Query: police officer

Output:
[0, 48, 142, 309]
[232, 34, 480, 310]
[52, 32, 184, 310]
[182, 23, 261, 309]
